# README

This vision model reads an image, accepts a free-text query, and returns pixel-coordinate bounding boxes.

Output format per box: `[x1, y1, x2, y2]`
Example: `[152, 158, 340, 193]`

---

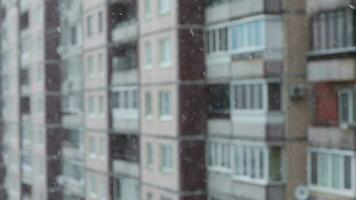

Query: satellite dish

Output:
[294, 185, 309, 200]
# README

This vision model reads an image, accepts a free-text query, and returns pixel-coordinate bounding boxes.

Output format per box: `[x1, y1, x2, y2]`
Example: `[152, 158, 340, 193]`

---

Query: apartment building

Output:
[57, 0, 85, 199]
[108, 0, 140, 200]
[0, 0, 62, 200]
[205, 0, 308, 200]
[3, 0, 354, 200]
[306, 0, 356, 200]
[139, 0, 206, 200]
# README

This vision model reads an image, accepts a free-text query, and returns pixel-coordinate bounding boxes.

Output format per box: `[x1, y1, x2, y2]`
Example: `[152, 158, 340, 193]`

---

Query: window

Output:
[88, 96, 95, 115]
[111, 88, 139, 115]
[89, 174, 98, 195]
[208, 84, 230, 114]
[20, 68, 30, 86]
[159, 37, 172, 67]
[124, 91, 129, 108]
[147, 192, 153, 200]
[111, 91, 120, 109]
[98, 53, 104, 75]
[233, 144, 281, 182]
[98, 11, 103, 33]
[208, 141, 231, 171]
[132, 90, 138, 109]
[87, 55, 95, 77]
[145, 92, 153, 118]
[206, 27, 228, 54]
[208, 141, 282, 182]
[98, 95, 104, 114]
[158, 0, 171, 15]
[161, 144, 173, 171]
[145, 0, 152, 18]
[232, 81, 281, 111]
[70, 26, 78, 45]
[144, 41, 153, 69]
[159, 91, 171, 119]
[339, 89, 356, 127]
[20, 11, 29, 30]
[87, 15, 94, 37]
[89, 136, 96, 156]
[146, 143, 153, 168]
[99, 137, 105, 158]
[311, 8, 354, 52]
[309, 149, 354, 194]
[231, 20, 264, 52]
[233, 83, 263, 110]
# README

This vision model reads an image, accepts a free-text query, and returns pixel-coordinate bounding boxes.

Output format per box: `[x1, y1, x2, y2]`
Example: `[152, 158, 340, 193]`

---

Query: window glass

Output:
[159, 91, 171, 118]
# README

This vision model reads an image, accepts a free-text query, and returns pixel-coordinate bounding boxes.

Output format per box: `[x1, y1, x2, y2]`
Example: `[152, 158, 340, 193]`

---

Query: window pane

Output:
[344, 156, 352, 189]
[311, 152, 318, 185]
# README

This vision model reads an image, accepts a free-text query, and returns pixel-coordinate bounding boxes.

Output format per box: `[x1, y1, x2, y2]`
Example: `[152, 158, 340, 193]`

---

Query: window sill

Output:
[308, 47, 356, 59]
[161, 167, 174, 174]
[145, 115, 154, 120]
[309, 185, 355, 198]
[159, 62, 172, 68]
[158, 11, 171, 17]
[159, 115, 172, 121]
[232, 175, 270, 186]
[208, 166, 232, 174]
[146, 164, 153, 170]
[144, 65, 153, 70]
[339, 122, 356, 130]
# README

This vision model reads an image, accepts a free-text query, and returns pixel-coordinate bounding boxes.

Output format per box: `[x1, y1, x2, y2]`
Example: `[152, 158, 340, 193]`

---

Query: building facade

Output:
[0, 0, 353, 200]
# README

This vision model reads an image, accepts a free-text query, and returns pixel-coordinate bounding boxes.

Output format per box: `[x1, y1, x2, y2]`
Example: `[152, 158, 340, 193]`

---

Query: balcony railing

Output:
[111, 19, 138, 43]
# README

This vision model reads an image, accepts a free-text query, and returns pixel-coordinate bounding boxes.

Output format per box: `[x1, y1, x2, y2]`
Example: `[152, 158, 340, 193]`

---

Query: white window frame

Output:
[145, 91, 153, 119]
[97, 53, 105, 76]
[146, 142, 154, 169]
[230, 15, 268, 54]
[160, 144, 173, 172]
[144, 0, 152, 19]
[308, 148, 356, 197]
[112, 86, 139, 119]
[88, 95, 95, 117]
[87, 15, 94, 38]
[159, 91, 172, 120]
[158, 0, 171, 15]
[339, 88, 356, 128]
[159, 37, 172, 68]
[144, 40, 153, 69]
[88, 136, 96, 159]
[87, 55, 95, 78]
[207, 140, 232, 173]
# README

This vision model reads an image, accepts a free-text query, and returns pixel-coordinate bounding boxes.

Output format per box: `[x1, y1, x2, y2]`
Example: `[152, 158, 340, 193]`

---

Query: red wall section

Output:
[314, 83, 339, 126]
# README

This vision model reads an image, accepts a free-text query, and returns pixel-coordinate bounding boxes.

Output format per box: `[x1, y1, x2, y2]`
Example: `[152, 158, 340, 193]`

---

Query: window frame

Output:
[338, 88, 356, 128]
[231, 79, 281, 115]
[158, 0, 171, 16]
[160, 144, 173, 172]
[158, 36, 172, 68]
[159, 91, 172, 120]
[308, 148, 356, 197]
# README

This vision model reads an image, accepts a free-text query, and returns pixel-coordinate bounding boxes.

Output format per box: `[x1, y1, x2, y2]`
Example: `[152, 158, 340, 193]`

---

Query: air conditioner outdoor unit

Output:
[289, 84, 305, 100]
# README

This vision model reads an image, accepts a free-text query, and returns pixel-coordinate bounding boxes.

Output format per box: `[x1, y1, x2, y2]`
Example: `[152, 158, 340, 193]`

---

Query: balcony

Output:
[111, 20, 138, 44]
[62, 142, 84, 163]
[308, 126, 356, 150]
[205, 0, 281, 24]
[21, 164, 32, 185]
[307, 56, 356, 82]
[208, 173, 285, 200]
[113, 160, 139, 178]
[59, 175, 85, 197]
[111, 44, 138, 84]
